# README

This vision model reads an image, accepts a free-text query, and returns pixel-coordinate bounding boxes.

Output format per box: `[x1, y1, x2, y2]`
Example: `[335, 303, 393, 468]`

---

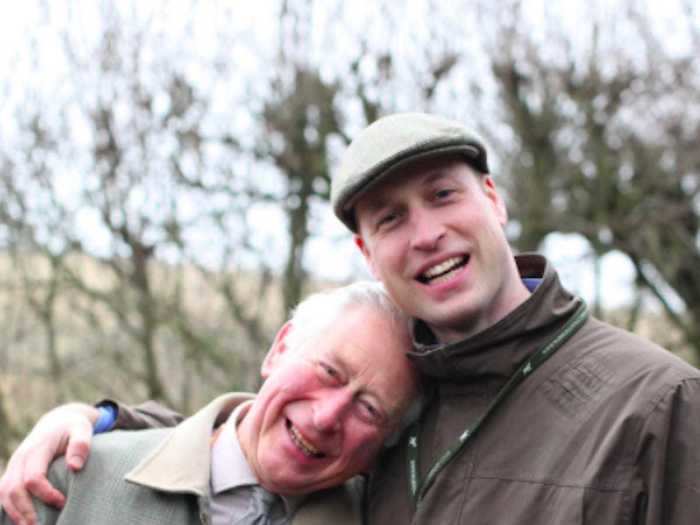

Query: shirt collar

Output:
[210, 401, 306, 516]
[210, 401, 257, 494]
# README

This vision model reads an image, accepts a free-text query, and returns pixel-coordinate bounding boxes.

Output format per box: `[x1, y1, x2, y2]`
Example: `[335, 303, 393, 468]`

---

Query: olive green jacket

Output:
[367, 255, 700, 524]
[0, 394, 362, 525]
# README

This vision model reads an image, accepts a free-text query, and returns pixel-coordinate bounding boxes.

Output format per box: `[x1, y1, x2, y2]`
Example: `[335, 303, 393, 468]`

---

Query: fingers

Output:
[65, 420, 93, 471]
[0, 403, 98, 524]
[20, 416, 93, 507]
[25, 473, 66, 509]
[7, 440, 67, 522]
[4, 485, 39, 525]
[23, 449, 67, 509]
[0, 453, 37, 525]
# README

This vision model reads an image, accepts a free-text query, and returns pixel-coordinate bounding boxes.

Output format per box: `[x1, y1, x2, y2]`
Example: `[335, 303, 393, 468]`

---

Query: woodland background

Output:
[1, 0, 699, 464]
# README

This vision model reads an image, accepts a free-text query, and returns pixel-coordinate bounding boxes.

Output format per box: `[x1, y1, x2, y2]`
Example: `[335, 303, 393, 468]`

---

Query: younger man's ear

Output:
[481, 175, 508, 226]
[354, 235, 378, 279]
[261, 321, 293, 379]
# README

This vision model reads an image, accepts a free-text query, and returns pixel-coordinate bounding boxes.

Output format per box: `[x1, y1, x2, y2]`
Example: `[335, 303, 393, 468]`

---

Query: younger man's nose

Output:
[410, 208, 446, 251]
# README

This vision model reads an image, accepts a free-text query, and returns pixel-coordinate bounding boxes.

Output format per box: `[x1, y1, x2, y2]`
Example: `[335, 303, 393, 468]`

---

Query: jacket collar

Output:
[124, 393, 254, 496]
[408, 254, 586, 380]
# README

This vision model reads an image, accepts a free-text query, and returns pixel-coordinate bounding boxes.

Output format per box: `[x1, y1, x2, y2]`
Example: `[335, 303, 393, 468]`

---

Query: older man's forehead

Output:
[297, 303, 401, 348]
[312, 303, 409, 364]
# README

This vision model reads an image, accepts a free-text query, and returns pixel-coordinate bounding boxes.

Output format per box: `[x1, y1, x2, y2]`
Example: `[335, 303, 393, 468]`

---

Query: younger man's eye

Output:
[435, 188, 454, 199]
[378, 213, 396, 225]
[377, 211, 400, 229]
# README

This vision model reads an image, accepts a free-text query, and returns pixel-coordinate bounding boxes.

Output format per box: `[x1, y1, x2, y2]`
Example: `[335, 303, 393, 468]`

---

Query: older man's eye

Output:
[357, 399, 382, 423]
[318, 362, 340, 383]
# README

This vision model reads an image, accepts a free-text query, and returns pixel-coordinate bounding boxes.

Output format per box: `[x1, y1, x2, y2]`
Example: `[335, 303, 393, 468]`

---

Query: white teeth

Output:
[289, 424, 321, 457]
[423, 257, 464, 279]
[430, 268, 461, 284]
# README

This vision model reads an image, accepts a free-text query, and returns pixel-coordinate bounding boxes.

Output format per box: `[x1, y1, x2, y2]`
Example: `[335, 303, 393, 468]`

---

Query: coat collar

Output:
[124, 393, 254, 496]
[123, 392, 362, 525]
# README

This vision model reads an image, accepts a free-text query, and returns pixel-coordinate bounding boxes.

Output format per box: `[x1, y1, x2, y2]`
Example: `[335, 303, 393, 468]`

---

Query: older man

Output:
[0, 282, 418, 525]
[4, 113, 700, 524]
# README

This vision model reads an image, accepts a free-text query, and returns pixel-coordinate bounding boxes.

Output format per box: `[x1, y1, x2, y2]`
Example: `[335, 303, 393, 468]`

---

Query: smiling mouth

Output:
[286, 420, 325, 459]
[418, 256, 469, 284]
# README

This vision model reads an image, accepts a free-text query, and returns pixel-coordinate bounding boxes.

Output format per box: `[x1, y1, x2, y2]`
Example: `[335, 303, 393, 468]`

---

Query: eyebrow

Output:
[358, 194, 393, 216]
[357, 167, 460, 228]
[422, 168, 455, 185]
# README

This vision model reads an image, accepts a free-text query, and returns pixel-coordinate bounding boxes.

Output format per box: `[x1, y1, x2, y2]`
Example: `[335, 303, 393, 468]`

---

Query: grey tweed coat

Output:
[0, 393, 362, 525]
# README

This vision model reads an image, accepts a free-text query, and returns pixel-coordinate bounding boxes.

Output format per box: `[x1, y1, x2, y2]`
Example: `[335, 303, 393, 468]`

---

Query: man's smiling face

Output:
[354, 156, 528, 343]
[237, 304, 417, 496]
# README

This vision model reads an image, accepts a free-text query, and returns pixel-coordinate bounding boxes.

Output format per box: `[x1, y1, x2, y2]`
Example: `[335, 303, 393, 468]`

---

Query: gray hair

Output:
[285, 280, 423, 447]
[285, 280, 408, 353]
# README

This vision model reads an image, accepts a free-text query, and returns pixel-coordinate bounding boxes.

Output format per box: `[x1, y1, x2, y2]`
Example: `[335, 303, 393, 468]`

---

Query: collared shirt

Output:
[209, 402, 303, 525]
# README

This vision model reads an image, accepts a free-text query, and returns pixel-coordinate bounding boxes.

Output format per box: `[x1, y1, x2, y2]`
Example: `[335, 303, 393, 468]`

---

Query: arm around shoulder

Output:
[103, 399, 184, 430]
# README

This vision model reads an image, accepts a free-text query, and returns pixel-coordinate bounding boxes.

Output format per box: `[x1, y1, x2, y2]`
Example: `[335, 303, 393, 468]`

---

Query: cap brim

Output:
[339, 143, 485, 231]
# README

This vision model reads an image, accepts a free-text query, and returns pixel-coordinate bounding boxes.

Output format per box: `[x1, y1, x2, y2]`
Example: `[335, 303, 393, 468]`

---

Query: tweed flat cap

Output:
[331, 112, 489, 231]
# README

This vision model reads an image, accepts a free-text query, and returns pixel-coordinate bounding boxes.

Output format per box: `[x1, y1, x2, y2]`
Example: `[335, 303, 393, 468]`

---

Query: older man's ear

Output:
[260, 321, 294, 379]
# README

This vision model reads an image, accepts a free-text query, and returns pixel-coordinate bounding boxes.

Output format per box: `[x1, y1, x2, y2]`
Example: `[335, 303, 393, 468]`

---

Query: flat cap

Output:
[331, 112, 489, 231]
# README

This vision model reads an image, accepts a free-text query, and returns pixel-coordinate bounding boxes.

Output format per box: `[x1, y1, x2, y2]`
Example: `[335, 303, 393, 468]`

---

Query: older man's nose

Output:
[312, 391, 353, 432]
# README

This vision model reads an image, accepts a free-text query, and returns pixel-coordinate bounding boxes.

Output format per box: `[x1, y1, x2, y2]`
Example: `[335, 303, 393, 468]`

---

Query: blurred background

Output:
[0, 0, 698, 463]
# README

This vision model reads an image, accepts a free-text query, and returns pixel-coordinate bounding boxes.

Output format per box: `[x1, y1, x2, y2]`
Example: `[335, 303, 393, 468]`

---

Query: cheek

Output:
[345, 426, 384, 463]
[476, 217, 509, 256]
[371, 241, 405, 279]
[256, 372, 313, 417]
[477, 198, 507, 231]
